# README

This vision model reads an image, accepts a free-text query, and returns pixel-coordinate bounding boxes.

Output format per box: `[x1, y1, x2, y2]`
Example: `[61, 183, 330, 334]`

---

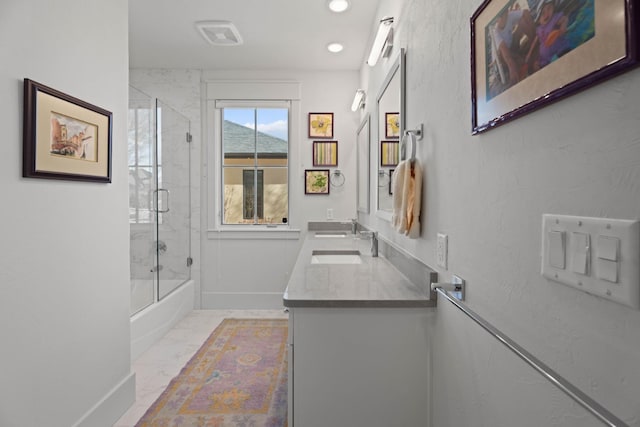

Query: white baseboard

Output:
[72, 372, 136, 427]
[201, 292, 285, 309]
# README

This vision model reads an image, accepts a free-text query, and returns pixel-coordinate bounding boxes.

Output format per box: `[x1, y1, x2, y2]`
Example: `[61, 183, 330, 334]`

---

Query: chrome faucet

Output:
[359, 230, 378, 257]
[351, 218, 358, 235]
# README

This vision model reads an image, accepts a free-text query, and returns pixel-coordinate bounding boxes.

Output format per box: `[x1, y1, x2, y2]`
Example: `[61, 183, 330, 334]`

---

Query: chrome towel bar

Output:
[432, 285, 629, 427]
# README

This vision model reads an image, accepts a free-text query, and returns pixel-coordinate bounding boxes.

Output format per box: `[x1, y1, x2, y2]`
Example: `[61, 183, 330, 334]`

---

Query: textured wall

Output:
[0, 1, 133, 426]
[358, 0, 640, 425]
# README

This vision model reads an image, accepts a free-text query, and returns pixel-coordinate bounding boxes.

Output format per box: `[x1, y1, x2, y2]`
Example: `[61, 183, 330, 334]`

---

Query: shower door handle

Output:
[154, 188, 170, 213]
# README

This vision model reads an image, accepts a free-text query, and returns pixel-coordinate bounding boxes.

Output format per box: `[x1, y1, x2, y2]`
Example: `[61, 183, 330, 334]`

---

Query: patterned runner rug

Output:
[136, 318, 288, 427]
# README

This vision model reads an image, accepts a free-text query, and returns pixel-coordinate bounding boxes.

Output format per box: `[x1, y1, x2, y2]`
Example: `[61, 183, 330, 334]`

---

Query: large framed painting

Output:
[471, 0, 639, 134]
[23, 78, 112, 182]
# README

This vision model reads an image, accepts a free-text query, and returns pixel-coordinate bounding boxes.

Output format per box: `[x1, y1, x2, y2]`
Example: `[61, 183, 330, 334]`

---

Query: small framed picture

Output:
[308, 112, 334, 139]
[389, 168, 395, 195]
[385, 112, 400, 138]
[380, 140, 399, 166]
[312, 141, 338, 166]
[23, 78, 112, 182]
[305, 169, 330, 195]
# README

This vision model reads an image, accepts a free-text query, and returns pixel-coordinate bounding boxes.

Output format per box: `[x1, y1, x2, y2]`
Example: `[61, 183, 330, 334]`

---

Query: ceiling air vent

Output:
[196, 21, 243, 46]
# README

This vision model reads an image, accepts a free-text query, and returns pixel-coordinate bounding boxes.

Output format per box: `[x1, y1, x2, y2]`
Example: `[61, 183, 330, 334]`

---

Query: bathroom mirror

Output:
[356, 114, 370, 213]
[376, 48, 405, 220]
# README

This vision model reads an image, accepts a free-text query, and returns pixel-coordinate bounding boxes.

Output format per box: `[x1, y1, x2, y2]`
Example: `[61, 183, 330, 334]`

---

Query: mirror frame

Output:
[375, 48, 405, 222]
[356, 113, 371, 214]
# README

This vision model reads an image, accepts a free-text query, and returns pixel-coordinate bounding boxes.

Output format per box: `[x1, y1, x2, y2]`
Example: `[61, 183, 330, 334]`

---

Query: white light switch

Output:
[597, 259, 618, 283]
[548, 231, 565, 269]
[541, 214, 640, 309]
[597, 235, 619, 261]
[571, 232, 590, 275]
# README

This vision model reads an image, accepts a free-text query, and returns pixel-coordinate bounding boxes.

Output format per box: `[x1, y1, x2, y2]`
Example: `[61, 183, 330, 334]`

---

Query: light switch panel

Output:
[541, 214, 639, 309]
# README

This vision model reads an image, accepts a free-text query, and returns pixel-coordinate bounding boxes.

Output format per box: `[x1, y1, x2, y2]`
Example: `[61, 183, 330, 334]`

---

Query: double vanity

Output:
[283, 226, 436, 427]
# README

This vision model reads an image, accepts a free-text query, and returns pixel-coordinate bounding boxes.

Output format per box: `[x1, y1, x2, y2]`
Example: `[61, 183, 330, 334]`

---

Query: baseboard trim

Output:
[201, 292, 285, 309]
[72, 372, 136, 427]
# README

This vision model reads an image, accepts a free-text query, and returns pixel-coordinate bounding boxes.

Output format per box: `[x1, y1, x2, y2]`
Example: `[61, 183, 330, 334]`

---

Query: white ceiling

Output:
[128, 0, 382, 71]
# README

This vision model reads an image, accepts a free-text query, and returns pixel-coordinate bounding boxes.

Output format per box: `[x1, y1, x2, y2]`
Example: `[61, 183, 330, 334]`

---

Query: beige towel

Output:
[391, 161, 408, 232]
[392, 159, 422, 238]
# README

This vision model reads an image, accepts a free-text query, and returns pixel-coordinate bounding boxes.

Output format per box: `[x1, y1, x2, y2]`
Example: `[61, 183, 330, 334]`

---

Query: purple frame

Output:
[471, 0, 639, 134]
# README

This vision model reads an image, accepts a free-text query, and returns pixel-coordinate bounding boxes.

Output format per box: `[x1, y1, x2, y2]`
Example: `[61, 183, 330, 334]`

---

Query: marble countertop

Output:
[283, 233, 436, 308]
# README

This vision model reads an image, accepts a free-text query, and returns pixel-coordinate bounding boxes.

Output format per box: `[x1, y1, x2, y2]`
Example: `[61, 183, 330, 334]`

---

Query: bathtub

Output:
[130, 279, 194, 361]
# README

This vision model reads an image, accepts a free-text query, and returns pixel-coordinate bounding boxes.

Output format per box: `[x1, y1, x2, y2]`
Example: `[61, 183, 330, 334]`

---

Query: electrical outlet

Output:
[326, 208, 334, 220]
[437, 233, 448, 269]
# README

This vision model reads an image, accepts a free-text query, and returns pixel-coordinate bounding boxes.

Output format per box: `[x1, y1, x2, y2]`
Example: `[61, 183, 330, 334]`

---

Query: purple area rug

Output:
[136, 318, 288, 427]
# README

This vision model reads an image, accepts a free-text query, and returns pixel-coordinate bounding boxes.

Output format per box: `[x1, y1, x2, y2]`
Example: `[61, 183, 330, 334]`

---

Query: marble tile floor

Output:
[114, 309, 289, 427]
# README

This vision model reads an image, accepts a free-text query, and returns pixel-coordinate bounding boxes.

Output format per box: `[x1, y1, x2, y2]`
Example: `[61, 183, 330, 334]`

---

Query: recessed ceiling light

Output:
[327, 43, 344, 53]
[328, 0, 350, 13]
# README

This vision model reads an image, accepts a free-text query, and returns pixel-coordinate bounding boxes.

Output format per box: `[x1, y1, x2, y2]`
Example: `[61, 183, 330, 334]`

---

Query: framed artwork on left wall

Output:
[23, 78, 112, 182]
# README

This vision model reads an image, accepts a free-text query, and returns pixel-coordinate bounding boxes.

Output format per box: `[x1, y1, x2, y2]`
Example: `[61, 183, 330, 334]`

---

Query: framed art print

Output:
[471, 0, 639, 134]
[312, 141, 338, 166]
[385, 112, 400, 138]
[308, 112, 334, 138]
[305, 169, 330, 194]
[23, 78, 112, 182]
[380, 140, 399, 166]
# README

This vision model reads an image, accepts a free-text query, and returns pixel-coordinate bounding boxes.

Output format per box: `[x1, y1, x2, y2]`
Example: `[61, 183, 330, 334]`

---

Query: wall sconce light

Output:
[351, 89, 366, 111]
[367, 17, 393, 67]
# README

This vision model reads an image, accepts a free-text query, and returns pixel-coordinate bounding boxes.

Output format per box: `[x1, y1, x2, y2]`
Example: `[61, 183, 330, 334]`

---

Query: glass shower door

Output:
[129, 86, 157, 315]
[155, 100, 191, 300]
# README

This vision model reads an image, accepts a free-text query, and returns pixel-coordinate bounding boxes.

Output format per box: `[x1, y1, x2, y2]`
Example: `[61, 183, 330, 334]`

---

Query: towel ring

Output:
[402, 124, 423, 162]
[330, 169, 345, 187]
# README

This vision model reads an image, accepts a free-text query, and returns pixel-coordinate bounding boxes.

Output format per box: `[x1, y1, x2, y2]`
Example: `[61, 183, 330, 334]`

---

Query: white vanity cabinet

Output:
[283, 233, 436, 426]
[287, 306, 433, 427]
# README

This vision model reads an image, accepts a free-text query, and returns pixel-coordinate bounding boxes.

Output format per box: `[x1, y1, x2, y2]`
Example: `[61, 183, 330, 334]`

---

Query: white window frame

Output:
[205, 81, 301, 240]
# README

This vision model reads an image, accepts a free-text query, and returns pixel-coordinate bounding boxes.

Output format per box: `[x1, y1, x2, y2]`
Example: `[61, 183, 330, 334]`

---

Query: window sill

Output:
[207, 227, 301, 240]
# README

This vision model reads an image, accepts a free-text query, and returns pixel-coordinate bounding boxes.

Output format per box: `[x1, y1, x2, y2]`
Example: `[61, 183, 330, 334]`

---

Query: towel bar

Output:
[431, 284, 630, 427]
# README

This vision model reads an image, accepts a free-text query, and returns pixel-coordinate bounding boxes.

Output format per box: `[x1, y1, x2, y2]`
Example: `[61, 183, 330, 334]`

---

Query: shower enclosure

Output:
[128, 86, 191, 316]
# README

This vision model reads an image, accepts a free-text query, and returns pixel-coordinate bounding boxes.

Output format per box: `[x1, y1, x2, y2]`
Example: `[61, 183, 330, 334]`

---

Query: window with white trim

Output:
[220, 104, 289, 225]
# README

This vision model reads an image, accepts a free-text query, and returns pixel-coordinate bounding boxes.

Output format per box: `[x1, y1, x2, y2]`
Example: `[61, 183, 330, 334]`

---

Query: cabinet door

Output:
[292, 307, 432, 427]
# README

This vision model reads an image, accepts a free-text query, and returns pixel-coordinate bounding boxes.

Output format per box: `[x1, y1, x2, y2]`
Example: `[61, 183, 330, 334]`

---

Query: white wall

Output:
[0, 1, 134, 426]
[359, 0, 640, 425]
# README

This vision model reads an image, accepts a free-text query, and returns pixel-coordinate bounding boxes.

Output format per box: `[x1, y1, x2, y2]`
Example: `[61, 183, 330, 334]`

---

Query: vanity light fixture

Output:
[327, 42, 344, 53]
[351, 89, 366, 111]
[327, 0, 350, 13]
[367, 17, 393, 66]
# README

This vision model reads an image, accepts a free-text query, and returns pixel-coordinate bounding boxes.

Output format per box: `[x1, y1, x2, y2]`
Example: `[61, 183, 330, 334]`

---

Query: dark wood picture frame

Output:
[471, 0, 640, 134]
[308, 112, 334, 139]
[380, 140, 399, 166]
[385, 112, 400, 138]
[312, 141, 338, 166]
[304, 169, 330, 195]
[23, 78, 112, 182]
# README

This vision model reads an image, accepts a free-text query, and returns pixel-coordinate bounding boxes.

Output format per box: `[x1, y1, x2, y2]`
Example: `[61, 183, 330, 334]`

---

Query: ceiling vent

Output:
[196, 21, 243, 46]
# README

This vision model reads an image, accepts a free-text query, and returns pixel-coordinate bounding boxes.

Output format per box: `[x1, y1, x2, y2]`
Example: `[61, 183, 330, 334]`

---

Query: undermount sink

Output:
[315, 231, 348, 238]
[311, 249, 362, 264]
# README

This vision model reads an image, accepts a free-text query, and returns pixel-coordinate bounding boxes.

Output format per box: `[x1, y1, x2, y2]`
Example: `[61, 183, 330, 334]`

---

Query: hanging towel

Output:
[391, 159, 422, 238]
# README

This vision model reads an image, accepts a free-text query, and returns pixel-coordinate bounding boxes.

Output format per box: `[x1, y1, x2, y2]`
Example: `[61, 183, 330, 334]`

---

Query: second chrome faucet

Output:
[358, 230, 378, 257]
